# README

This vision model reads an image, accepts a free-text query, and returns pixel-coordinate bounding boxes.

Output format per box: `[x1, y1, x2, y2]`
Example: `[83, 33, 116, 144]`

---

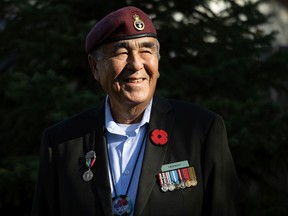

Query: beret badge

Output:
[133, 14, 145, 31]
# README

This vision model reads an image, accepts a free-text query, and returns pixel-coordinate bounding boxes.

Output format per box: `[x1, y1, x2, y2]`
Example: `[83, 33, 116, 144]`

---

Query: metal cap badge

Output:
[85, 6, 157, 53]
[133, 14, 145, 31]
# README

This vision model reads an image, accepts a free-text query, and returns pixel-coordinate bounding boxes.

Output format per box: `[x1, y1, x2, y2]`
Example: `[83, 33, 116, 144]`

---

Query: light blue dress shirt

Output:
[105, 96, 152, 215]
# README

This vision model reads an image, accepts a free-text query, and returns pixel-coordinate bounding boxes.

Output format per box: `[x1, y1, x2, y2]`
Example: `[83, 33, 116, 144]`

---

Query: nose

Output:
[126, 52, 143, 71]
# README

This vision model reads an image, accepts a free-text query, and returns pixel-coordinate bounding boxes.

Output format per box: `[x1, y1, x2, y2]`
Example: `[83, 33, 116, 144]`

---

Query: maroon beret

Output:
[85, 6, 157, 53]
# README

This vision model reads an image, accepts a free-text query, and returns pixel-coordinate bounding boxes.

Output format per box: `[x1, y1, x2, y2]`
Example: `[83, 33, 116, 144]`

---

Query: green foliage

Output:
[0, 155, 39, 215]
[0, 0, 287, 215]
[0, 70, 102, 156]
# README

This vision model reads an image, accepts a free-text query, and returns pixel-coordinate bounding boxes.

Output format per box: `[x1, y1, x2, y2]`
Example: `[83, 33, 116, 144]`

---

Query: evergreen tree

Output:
[0, 0, 287, 214]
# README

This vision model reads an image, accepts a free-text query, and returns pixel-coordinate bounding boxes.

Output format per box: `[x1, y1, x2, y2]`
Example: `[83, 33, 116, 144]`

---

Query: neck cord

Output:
[106, 125, 148, 197]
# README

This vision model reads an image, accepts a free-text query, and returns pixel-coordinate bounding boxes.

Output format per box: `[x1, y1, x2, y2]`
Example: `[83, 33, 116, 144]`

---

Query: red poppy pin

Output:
[150, 129, 168, 146]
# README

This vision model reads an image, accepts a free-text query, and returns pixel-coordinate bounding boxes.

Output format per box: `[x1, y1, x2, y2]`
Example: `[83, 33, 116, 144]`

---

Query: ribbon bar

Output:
[161, 160, 189, 172]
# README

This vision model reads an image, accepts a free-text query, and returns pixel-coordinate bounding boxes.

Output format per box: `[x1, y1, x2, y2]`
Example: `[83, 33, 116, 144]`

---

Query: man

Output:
[31, 6, 239, 216]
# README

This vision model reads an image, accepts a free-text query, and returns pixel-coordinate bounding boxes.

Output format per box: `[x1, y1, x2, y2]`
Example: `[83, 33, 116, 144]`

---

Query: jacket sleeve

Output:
[202, 114, 239, 216]
[31, 129, 59, 216]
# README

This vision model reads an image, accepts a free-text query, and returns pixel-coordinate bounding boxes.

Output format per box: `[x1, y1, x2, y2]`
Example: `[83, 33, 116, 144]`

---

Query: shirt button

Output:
[125, 170, 130, 175]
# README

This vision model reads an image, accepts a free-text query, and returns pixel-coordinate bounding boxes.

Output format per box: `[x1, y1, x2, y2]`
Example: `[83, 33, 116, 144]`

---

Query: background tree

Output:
[0, 0, 287, 215]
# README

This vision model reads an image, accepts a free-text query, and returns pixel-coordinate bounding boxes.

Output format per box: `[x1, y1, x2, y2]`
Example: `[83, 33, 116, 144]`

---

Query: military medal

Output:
[82, 150, 96, 182]
[112, 195, 132, 216]
[158, 173, 169, 192]
[177, 169, 186, 189]
[158, 161, 197, 192]
[188, 167, 197, 186]
[181, 167, 192, 187]
[83, 169, 93, 181]
[170, 170, 181, 189]
[165, 171, 175, 191]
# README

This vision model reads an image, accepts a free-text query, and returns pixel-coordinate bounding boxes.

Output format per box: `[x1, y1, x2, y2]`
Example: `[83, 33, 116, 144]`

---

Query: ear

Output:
[88, 54, 100, 81]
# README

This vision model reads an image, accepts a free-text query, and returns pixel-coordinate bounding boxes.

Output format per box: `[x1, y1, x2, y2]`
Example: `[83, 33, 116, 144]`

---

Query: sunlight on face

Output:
[94, 37, 160, 109]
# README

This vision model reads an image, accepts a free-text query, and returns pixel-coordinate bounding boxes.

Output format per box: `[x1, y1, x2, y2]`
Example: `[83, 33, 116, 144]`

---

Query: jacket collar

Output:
[134, 94, 174, 216]
[92, 94, 174, 216]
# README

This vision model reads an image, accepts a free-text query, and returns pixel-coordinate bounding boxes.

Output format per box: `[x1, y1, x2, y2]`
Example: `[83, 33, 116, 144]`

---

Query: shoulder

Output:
[154, 94, 218, 121]
[170, 98, 221, 126]
[43, 105, 103, 143]
[152, 94, 226, 134]
[168, 98, 214, 116]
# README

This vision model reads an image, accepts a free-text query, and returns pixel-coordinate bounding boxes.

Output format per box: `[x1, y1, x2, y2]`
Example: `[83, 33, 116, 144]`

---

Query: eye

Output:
[114, 52, 127, 57]
[114, 48, 128, 56]
[140, 49, 153, 54]
[111, 51, 128, 60]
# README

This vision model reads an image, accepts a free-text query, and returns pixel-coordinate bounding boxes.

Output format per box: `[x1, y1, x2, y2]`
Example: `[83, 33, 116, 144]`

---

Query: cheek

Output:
[105, 59, 126, 79]
[98, 60, 127, 93]
[147, 58, 159, 77]
[98, 60, 119, 81]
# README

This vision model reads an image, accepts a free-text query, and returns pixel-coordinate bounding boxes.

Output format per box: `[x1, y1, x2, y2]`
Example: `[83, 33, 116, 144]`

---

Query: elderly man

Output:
[31, 6, 239, 216]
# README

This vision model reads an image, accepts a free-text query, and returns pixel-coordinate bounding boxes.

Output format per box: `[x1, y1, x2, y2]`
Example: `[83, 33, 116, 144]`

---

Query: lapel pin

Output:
[150, 129, 168, 146]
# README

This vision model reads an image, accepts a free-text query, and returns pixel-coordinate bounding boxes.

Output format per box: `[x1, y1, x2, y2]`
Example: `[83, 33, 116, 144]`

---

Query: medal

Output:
[158, 162, 198, 192]
[159, 173, 169, 192]
[112, 195, 132, 216]
[82, 169, 93, 182]
[185, 180, 192, 187]
[161, 184, 169, 192]
[188, 167, 197, 186]
[181, 167, 192, 187]
[82, 150, 96, 182]
[170, 170, 181, 189]
[177, 169, 186, 189]
[168, 183, 176, 191]
[179, 181, 186, 189]
[190, 179, 198, 186]
[166, 172, 175, 191]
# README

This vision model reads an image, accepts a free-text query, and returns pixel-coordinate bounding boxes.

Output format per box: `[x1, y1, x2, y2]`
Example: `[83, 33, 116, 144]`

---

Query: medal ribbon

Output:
[188, 167, 196, 180]
[82, 132, 96, 181]
[162, 172, 168, 185]
[181, 167, 190, 181]
[170, 170, 179, 184]
[85, 158, 96, 168]
[165, 171, 172, 185]
[158, 173, 164, 185]
[177, 169, 183, 182]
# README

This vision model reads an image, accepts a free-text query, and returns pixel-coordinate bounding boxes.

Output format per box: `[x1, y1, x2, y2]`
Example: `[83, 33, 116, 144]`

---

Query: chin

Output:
[125, 94, 151, 105]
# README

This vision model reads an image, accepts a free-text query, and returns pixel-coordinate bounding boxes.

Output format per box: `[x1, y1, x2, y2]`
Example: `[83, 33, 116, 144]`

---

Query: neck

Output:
[110, 101, 149, 124]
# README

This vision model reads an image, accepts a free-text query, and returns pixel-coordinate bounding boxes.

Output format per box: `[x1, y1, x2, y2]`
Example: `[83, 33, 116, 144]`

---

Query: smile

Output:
[124, 78, 146, 83]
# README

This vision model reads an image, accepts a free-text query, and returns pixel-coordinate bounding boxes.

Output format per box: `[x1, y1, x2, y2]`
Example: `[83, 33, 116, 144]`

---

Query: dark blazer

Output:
[31, 94, 239, 216]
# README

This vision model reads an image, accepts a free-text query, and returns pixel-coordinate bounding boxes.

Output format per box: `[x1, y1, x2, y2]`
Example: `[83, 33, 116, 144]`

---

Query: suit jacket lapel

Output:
[90, 104, 113, 215]
[134, 95, 174, 216]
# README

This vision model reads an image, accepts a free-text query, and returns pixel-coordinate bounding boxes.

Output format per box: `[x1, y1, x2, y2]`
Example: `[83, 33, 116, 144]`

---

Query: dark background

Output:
[1, 0, 288, 215]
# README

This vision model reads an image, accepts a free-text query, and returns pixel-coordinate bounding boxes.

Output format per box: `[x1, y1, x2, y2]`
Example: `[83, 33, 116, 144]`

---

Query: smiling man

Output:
[31, 6, 239, 216]
[88, 37, 159, 124]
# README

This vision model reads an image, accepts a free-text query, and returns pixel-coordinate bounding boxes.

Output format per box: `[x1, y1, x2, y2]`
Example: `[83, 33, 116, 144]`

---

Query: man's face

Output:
[90, 37, 160, 109]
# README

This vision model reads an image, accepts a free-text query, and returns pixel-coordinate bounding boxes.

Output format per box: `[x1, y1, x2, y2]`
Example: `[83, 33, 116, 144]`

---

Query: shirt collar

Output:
[105, 96, 152, 136]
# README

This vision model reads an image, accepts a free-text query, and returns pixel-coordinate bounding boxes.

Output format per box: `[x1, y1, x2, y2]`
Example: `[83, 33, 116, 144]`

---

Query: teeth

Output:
[126, 78, 144, 83]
